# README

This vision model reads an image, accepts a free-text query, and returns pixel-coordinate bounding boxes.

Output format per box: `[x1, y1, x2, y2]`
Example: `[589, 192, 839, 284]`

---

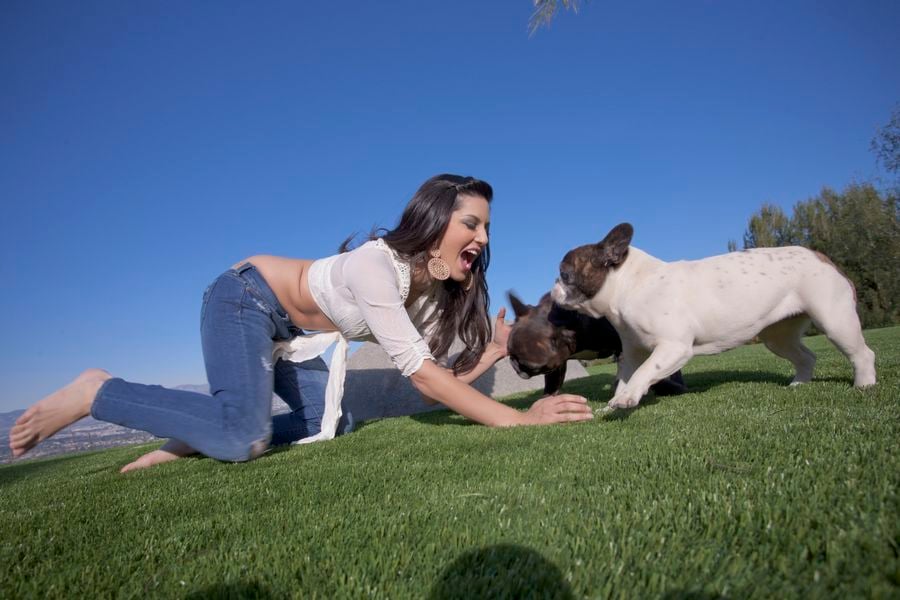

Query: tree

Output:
[742, 203, 795, 249]
[740, 184, 900, 329]
[529, 0, 585, 35]
[871, 104, 900, 176]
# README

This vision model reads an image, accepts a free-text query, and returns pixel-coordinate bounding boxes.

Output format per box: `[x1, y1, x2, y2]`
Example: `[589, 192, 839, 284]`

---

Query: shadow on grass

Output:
[410, 409, 477, 428]
[591, 369, 859, 421]
[428, 544, 574, 600]
[683, 369, 852, 393]
[0, 453, 91, 487]
[575, 369, 852, 400]
[661, 591, 731, 600]
[185, 580, 273, 599]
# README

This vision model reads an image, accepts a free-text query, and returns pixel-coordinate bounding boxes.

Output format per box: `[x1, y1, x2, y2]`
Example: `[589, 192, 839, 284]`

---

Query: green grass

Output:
[2, 328, 898, 599]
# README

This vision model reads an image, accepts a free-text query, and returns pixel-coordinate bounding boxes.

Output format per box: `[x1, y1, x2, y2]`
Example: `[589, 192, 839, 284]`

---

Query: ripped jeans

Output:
[91, 263, 345, 462]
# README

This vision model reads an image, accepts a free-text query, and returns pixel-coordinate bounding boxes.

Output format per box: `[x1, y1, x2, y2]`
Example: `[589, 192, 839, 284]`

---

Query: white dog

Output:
[551, 223, 876, 409]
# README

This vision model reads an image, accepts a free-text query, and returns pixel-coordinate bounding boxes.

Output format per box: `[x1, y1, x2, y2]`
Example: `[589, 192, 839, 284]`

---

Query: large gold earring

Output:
[427, 248, 450, 280]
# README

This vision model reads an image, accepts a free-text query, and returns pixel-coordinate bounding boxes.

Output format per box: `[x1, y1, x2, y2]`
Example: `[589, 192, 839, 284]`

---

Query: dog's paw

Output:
[608, 395, 639, 409]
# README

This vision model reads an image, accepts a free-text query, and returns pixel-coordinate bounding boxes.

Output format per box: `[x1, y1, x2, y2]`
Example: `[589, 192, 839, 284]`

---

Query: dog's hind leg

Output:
[807, 304, 876, 388]
[758, 315, 816, 385]
[608, 342, 693, 409]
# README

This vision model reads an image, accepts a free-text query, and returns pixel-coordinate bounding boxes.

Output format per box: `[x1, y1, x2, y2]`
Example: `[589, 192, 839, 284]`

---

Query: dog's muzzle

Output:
[509, 358, 531, 379]
[551, 282, 570, 307]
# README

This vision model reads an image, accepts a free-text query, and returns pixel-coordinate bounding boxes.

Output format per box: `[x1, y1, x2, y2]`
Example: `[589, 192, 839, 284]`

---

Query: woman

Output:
[9, 174, 593, 472]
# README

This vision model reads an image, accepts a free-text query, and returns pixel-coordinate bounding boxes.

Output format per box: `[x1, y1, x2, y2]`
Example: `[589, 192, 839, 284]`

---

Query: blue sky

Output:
[1, 1, 898, 412]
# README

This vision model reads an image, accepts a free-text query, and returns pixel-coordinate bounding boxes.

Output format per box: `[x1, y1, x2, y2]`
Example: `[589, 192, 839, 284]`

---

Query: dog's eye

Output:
[560, 271, 571, 284]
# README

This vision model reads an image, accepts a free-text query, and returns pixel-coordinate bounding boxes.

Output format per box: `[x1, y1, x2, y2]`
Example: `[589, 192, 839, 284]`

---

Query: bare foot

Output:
[9, 369, 111, 458]
[120, 439, 198, 473]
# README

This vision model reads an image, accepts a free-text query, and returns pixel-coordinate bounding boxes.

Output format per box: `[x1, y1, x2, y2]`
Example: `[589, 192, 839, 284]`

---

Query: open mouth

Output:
[459, 248, 479, 271]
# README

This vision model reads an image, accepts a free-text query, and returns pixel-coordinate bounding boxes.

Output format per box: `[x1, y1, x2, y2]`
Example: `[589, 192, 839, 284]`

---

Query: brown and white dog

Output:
[551, 223, 876, 410]
[506, 291, 687, 397]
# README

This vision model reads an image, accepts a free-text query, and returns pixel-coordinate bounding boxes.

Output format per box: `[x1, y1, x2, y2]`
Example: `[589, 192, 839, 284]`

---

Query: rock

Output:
[342, 341, 589, 422]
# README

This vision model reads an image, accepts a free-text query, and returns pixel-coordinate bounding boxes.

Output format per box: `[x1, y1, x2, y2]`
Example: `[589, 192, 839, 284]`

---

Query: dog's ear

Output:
[537, 292, 556, 314]
[507, 292, 532, 319]
[592, 223, 633, 267]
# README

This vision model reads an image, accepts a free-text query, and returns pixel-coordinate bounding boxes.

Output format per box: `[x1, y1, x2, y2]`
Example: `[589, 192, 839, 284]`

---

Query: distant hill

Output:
[0, 385, 212, 464]
[0, 384, 301, 465]
[0, 409, 25, 433]
[0, 411, 159, 465]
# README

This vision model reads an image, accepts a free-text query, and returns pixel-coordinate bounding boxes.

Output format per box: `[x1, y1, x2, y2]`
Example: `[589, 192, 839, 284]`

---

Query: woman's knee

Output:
[216, 427, 272, 462]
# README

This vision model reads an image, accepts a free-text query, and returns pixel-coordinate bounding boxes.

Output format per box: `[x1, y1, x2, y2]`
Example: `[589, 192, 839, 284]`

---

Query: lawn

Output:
[1, 327, 898, 599]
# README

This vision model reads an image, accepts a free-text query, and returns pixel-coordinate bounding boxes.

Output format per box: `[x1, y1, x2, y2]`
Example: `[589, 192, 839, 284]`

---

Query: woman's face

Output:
[435, 194, 490, 282]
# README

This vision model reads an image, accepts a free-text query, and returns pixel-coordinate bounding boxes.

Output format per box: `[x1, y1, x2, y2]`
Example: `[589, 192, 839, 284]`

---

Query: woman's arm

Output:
[449, 307, 512, 385]
[418, 308, 506, 405]
[453, 341, 506, 384]
[410, 360, 593, 427]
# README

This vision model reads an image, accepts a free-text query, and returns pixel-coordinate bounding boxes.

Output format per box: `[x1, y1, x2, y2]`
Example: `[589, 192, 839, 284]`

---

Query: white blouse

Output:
[306, 238, 440, 376]
[272, 239, 441, 445]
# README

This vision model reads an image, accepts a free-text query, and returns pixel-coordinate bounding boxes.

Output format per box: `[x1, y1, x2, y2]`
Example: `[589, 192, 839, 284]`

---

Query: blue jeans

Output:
[91, 264, 345, 462]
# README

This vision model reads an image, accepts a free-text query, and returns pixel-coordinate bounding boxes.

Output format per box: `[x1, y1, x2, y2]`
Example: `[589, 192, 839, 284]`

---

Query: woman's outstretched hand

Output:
[522, 394, 594, 425]
[491, 307, 512, 356]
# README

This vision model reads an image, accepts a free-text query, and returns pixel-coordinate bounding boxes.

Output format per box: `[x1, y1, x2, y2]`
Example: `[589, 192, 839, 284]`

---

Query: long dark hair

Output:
[341, 174, 494, 375]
